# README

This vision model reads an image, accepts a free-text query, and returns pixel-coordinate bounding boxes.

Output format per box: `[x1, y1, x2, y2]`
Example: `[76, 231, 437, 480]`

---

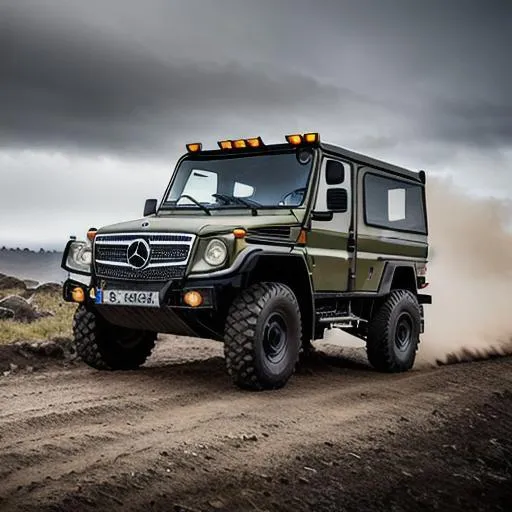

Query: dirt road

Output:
[1, 335, 511, 512]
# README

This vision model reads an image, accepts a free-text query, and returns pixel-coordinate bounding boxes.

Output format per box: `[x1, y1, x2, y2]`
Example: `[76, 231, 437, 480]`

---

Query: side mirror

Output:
[326, 160, 345, 185]
[143, 199, 157, 216]
[327, 188, 348, 212]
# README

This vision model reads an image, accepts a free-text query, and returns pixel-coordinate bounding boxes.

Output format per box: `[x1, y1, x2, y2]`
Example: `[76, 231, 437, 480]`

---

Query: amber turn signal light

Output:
[183, 290, 203, 307]
[71, 287, 85, 303]
[296, 229, 307, 245]
[186, 142, 202, 152]
[233, 228, 246, 239]
[87, 228, 97, 241]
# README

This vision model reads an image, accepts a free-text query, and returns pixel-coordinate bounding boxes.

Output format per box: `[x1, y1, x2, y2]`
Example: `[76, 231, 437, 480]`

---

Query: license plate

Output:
[95, 289, 160, 307]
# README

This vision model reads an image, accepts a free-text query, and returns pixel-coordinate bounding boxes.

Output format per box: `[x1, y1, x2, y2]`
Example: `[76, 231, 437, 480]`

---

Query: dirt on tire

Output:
[0, 334, 511, 512]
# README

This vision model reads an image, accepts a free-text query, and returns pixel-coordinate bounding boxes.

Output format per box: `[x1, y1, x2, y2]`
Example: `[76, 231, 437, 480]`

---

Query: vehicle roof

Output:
[320, 142, 423, 182]
[184, 141, 424, 183]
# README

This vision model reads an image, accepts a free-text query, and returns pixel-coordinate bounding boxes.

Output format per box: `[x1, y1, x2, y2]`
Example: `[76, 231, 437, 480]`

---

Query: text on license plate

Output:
[95, 289, 160, 307]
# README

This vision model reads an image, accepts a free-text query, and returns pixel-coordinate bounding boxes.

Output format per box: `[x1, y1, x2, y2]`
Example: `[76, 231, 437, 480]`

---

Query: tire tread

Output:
[224, 282, 301, 390]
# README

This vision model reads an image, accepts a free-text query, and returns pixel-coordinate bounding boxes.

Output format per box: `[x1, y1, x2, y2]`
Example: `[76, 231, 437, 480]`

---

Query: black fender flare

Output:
[239, 249, 316, 343]
[377, 261, 418, 295]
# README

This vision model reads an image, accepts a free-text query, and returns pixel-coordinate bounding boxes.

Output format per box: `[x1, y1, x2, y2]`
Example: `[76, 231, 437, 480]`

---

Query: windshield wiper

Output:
[164, 194, 212, 215]
[212, 194, 260, 216]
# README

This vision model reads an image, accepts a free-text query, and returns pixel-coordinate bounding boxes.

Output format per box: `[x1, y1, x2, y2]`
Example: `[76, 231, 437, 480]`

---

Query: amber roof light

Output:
[186, 142, 202, 152]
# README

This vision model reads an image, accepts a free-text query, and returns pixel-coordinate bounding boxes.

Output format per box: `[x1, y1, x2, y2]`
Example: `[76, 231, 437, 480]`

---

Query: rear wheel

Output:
[224, 282, 302, 390]
[73, 305, 156, 370]
[366, 289, 421, 372]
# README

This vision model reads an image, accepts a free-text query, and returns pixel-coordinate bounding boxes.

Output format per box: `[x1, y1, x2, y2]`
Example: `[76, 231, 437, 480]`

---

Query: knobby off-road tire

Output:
[224, 282, 302, 391]
[366, 289, 421, 373]
[73, 305, 156, 370]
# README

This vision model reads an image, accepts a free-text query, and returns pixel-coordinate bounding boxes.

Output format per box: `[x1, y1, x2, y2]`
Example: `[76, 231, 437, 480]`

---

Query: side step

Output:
[318, 315, 361, 326]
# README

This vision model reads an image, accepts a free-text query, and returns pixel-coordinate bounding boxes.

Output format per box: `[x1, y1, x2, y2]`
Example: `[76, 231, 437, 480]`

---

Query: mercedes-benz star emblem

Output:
[127, 239, 151, 269]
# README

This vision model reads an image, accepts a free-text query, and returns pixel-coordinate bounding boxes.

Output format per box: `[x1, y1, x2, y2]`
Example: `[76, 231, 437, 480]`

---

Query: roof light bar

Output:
[286, 133, 320, 146]
[217, 136, 265, 150]
[186, 142, 202, 152]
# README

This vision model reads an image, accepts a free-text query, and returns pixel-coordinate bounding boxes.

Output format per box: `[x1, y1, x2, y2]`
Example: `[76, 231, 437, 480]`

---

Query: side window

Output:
[233, 181, 254, 198]
[180, 170, 218, 204]
[364, 173, 426, 233]
[314, 158, 350, 212]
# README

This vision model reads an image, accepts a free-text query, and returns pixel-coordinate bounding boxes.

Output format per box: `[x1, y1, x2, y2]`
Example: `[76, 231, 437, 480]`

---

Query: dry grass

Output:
[0, 287, 75, 344]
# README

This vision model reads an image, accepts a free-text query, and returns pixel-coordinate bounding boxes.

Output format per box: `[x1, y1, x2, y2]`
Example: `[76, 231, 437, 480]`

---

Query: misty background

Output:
[1, 0, 512, 363]
[1, 0, 511, 251]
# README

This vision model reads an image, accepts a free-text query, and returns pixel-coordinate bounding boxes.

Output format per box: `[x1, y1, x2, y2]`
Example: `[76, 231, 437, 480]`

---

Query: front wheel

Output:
[224, 282, 302, 391]
[366, 289, 421, 372]
[73, 305, 156, 370]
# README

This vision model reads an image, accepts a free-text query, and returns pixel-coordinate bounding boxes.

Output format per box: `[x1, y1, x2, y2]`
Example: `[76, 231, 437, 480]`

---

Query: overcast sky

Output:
[1, 0, 511, 249]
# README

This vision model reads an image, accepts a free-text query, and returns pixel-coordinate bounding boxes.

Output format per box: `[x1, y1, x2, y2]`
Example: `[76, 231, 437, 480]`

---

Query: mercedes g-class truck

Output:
[62, 133, 431, 391]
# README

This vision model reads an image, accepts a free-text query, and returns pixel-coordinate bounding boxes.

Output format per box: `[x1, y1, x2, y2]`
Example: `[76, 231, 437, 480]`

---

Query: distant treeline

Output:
[0, 247, 61, 254]
[0, 248, 66, 284]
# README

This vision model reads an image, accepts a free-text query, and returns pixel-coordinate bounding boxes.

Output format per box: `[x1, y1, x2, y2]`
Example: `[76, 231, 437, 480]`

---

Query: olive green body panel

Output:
[305, 157, 352, 292]
[98, 211, 303, 238]
[353, 259, 386, 292]
[353, 166, 428, 292]
[305, 230, 351, 291]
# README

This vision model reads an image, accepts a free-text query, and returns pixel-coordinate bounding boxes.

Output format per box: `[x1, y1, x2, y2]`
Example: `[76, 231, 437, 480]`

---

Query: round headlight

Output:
[204, 239, 227, 267]
[79, 248, 92, 265]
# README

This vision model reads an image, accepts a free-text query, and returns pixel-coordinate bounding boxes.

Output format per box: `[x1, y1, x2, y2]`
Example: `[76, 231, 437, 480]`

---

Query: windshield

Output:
[161, 149, 314, 212]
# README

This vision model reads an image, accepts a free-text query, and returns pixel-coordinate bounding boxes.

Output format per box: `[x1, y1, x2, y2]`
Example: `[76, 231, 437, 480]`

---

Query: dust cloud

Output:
[417, 177, 512, 365]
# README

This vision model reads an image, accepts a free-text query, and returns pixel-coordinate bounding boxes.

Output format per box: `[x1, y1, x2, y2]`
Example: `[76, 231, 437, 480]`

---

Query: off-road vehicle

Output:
[62, 133, 431, 390]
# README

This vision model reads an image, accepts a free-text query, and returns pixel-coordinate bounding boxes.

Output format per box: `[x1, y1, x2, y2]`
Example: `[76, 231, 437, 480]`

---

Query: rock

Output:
[208, 499, 225, 509]
[33, 283, 62, 295]
[9, 363, 19, 372]
[42, 342, 65, 358]
[0, 295, 39, 322]
[0, 276, 27, 291]
[0, 306, 15, 320]
[23, 279, 39, 290]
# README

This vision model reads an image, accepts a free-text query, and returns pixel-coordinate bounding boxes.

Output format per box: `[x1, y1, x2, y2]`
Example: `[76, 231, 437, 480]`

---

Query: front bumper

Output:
[62, 266, 245, 340]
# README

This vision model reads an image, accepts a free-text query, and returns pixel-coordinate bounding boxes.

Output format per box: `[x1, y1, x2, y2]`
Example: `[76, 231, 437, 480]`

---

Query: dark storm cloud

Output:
[0, 0, 511, 156]
[0, 8, 366, 157]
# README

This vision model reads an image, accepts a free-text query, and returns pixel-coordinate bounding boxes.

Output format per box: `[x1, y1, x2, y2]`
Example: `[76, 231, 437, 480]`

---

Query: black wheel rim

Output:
[112, 328, 140, 349]
[262, 312, 288, 364]
[395, 312, 413, 352]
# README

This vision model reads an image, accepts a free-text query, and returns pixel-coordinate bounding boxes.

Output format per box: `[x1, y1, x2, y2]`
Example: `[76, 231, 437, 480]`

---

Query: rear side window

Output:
[363, 173, 427, 234]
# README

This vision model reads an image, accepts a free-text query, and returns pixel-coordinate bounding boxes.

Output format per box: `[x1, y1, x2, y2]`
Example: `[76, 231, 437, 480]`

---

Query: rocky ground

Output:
[0, 334, 511, 512]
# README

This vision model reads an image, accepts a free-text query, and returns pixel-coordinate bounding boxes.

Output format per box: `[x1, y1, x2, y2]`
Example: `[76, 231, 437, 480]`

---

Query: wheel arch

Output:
[377, 262, 418, 295]
[243, 251, 315, 345]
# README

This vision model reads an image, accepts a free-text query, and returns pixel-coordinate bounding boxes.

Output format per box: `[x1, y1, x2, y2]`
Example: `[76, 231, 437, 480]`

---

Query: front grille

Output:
[95, 244, 190, 264]
[93, 232, 195, 282]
